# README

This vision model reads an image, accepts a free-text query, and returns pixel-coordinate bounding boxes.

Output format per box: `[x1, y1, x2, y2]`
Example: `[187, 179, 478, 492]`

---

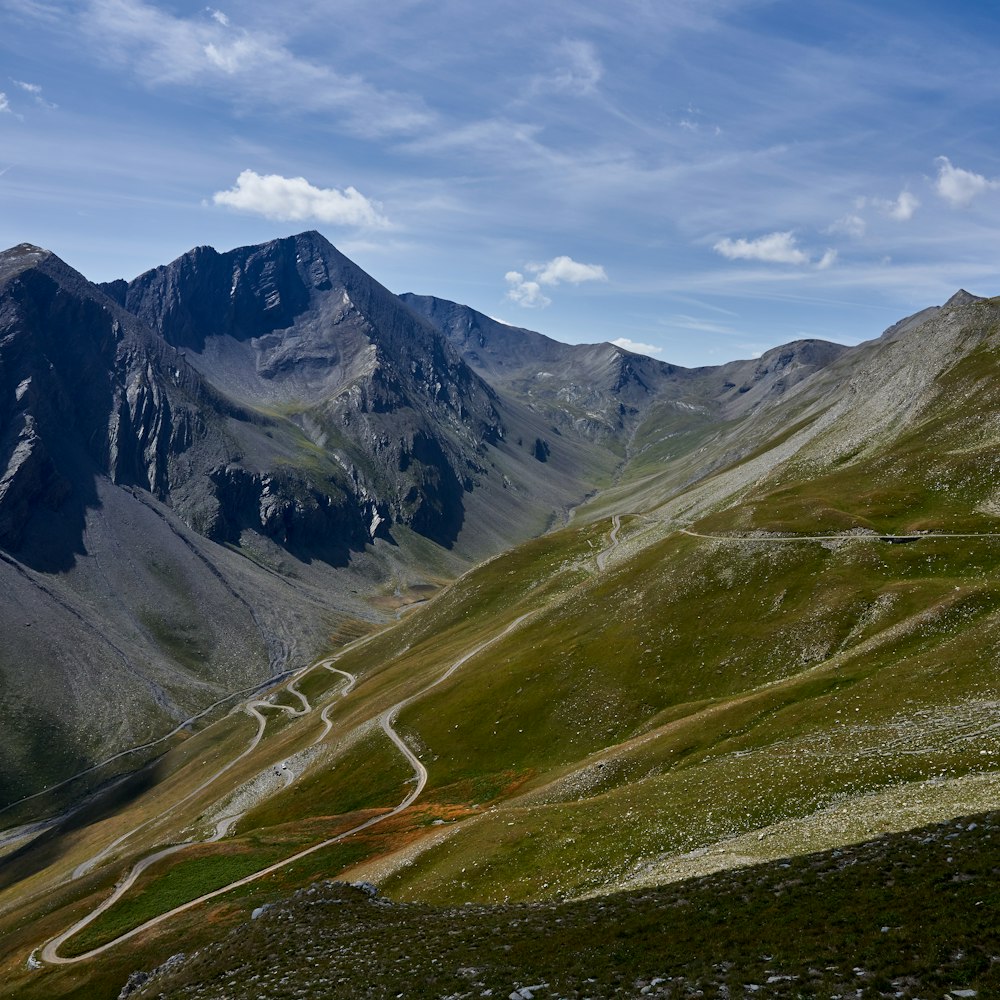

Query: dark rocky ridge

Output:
[114, 234, 523, 552]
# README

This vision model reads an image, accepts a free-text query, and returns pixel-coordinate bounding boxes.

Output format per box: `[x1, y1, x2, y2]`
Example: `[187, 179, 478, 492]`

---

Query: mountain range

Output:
[0, 231, 853, 806]
[1, 232, 998, 998]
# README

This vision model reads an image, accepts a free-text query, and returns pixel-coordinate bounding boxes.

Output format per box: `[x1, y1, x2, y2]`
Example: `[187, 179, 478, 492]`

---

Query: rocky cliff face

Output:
[0, 245, 197, 559]
[114, 233, 509, 551]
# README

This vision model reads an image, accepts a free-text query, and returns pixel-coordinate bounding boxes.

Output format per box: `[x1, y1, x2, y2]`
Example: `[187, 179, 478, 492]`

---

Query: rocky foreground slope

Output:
[121, 811, 1000, 1000]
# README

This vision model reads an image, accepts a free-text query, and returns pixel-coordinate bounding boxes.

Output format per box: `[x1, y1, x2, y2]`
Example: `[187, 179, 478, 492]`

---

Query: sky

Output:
[2, 0, 1000, 366]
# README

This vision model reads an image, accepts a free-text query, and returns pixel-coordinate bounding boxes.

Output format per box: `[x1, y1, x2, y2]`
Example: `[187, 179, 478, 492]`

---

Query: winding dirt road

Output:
[595, 515, 622, 572]
[40, 614, 530, 965]
[312, 665, 358, 747]
[680, 527, 1000, 544]
[69, 690, 316, 882]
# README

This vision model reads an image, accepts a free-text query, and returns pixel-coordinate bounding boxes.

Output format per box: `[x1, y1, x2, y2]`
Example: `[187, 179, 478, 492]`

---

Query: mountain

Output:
[3, 233, 998, 999]
[108, 233, 620, 555]
[0, 235, 630, 805]
[400, 292, 685, 443]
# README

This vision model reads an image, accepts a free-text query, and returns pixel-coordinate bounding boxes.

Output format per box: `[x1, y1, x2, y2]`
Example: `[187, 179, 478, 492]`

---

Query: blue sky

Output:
[2, 0, 999, 366]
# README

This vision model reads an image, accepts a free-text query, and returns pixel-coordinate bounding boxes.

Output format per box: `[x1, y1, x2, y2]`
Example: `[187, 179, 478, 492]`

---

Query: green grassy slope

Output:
[5, 296, 1000, 997]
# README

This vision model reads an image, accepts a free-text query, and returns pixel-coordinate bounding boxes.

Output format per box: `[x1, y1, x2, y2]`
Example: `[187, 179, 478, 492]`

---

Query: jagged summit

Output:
[0, 243, 70, 286]
[943, 288, 984, 308]
[0, 241, 49, 257]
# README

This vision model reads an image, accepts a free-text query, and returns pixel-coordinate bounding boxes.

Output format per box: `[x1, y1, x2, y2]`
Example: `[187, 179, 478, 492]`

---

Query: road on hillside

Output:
[69, 673, 331, 882]
[312, 666, 357, 746]
[40, 614, 532, 965]
[595, 515, 622, 572]
[680, 527, 1000, 543]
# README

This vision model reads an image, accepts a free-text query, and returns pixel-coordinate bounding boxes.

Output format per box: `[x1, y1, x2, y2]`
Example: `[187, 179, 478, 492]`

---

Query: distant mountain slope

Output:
[402, 292, 849, 454]
[400, 292, 686, 443]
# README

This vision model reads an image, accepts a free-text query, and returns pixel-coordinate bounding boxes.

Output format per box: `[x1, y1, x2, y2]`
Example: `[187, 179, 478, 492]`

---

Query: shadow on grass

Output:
[0, 757, 166, 893]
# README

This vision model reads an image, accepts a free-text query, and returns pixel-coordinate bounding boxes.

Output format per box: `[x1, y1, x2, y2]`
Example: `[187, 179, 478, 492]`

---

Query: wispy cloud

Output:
[667, 315, 741, 336]
[83, 0, 432, 137]
[935, 156, 1000, 207]
[212, 170, 389, 227]
[505, 270, 551, 308]
[530, 39, 603, 97]
[713, 231, 810, 265]
[828, 213, 866, 239]
[0, 93, 9, 114]
[611, 336, 662, 357]
[13, 79, 56, 109]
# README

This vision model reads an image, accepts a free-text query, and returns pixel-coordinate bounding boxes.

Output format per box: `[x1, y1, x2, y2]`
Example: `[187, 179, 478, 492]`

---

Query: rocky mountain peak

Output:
[943, 289, 984, 308]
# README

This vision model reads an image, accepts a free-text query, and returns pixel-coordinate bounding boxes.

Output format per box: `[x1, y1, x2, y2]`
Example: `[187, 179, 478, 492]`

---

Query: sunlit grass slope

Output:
[5, 296, 1000, 997]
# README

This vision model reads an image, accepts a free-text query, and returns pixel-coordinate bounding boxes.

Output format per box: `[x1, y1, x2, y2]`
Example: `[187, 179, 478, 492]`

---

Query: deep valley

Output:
[1, 234, 998, 999]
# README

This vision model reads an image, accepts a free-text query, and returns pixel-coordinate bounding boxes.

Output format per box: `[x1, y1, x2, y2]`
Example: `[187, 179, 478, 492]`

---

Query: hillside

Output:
[0, 235, 626, 806]
[1, 252, 998, 998]
[118, 811, 1000, 999]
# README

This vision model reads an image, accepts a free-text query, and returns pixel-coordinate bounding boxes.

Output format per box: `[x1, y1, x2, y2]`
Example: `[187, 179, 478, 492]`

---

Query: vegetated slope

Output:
[351, 295, 1000, 905]
[121, 811, 1000, 1000]
[162, 289, 1000, 910]
[4, 274, 999, 997]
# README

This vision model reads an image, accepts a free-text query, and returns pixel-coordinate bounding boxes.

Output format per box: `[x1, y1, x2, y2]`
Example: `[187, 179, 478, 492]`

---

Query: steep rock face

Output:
[117, 234, 508, 550]
[0, 246, 196, 559]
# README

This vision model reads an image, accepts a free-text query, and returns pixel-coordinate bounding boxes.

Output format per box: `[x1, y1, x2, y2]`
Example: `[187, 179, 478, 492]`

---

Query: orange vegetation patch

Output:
[423, 769, 537, 807]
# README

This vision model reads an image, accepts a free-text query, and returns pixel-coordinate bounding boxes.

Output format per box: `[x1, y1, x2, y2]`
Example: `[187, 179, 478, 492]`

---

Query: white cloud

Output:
[713, 231, 810, 265]
[935, 156, 1000, 207]
[529, 255, 608, 285]
[879, 190, 919, 221]
[208, 8, 229, 27]
[828, 213, 866, 239]
[13, 79, 57, 109]
[532, 39, 603, 97]
[0, 93, 9, 114]
[611, 337, 663, 358]
[212, 170, 389, 227]
[505, 254, 606, 307]
[816, 248, 837, 270]
[505, 271, 551, 308]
